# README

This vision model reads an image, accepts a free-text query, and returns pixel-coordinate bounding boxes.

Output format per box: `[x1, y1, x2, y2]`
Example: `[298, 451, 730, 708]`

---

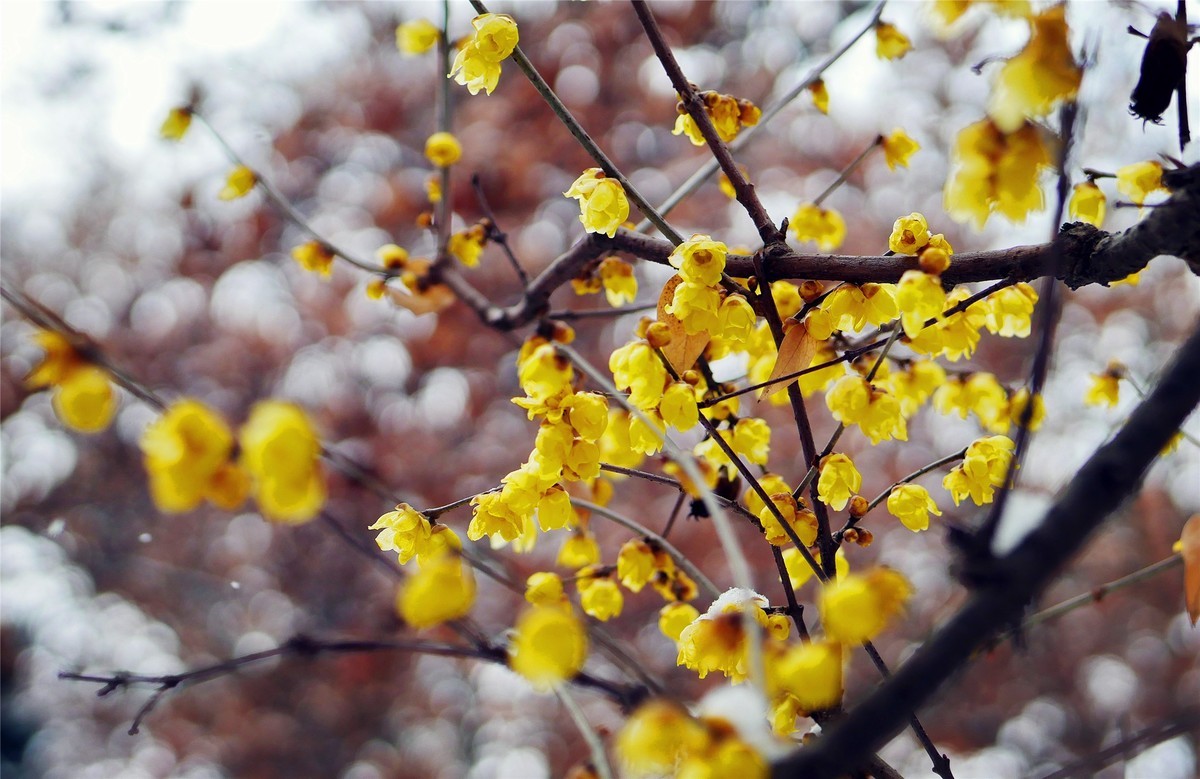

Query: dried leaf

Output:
[1182, 513, 1200, 625]
[656, 274, 710, 374]
[758, 321, 816, 400]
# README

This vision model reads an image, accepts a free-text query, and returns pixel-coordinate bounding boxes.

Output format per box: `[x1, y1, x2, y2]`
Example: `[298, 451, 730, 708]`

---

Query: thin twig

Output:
[557, 686, 615, 779]
[813, 137, 883, 207]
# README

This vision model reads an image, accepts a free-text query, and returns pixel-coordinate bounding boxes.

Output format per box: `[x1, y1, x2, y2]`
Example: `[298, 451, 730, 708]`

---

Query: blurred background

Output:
[1, 1, 1198, 777]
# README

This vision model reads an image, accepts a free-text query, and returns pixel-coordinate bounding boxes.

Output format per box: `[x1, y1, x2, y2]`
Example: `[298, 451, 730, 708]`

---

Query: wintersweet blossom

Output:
[509, 605, 587, 689]
[218, 165, 257, 201]
[1115, 161, 1166, 206]
[448, 13, 519, 95]
[239, 401, 326, 523]
[790, 203, 846, 251]
[564, 168, 629, 237]
[819, 568, 912, 643]
[291, 241, 334, 277]
[817, 453, 862, 511]
[875, 21, 912, 60]
[888, 212, 931, 255]
[598, 257, 637, 306]
[989, 6, 1080, 132]
[141, 399, 239, 513]
[397, 552, 476, 628]
[424, 132, 462, 168]
[881, 128, 919, 170]
[160, 107, 192, 141]
[27, 330, 117, 433]
[1068, 181, 1106, 227]
[396, 19, 439, 55]
[369, 503, 433, 564]
[886, 484, 942, 532]
[944, 119, 1051, 228]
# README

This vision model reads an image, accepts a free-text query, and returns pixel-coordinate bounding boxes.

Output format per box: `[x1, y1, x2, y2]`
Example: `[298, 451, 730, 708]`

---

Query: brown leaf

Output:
[656, 274, 710, 374]
[758, 321, 816, 401]
[1182, 513, 1200, 625]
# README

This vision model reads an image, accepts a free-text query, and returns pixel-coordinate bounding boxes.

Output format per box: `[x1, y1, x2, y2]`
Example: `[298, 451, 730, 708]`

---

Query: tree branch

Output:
[772, 315, 1200, 779]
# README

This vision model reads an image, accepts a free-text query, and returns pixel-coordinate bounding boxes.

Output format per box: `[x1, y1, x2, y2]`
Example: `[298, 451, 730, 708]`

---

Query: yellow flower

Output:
[770, 640, 843, 714]
[397, 552, 476, 629]
[731, 417, 771, 465]
[888, 212, 931, 255]
[826, 375, 872, 426]
[887, 484, 942, 532]
[881, 128, 920, 170]
[1116, 161, 1166, 206]
[886, 359, 946, 417]
[989, 6, 1081, 132]
[160, 107, 192, 141]
[809, 79, 829, 114]
[509, 605, 588, 689]
[610, 341, 669, 411]
[448, 14, 519, 96]
[790, 203, 846, 251]
[518, 341, 573, 403]
[291, 241, 334, 277]
[717, 294, 757, 343]
[218, 165, 257, 201]
[424, 131, 462, 168]
[598, 256, 637, 306]
[448, 227, 486, 268]
[27, 330, 118, 434]
[557, 530, 600, 569]
[377, 244, 409, 270]
[617, 538, 658, 592]
[1068, 181, 1106, 227]
[822, 283, 898, 332]
[659, 602, 701, 642]
[563, 391, 609, 442]
[781, 547, 848, 591]
[984, 282, 1038, 338]
[944, 118, 1051, 228]
[875, 21, 912, 60]
[672, 93, 760, 146]
[758, 493, 818, 548]
[369, 503, 432, 565]
[943, 435, 1014, 506]
[659, 382, 699, 431]
[896, 270, 947, 337]
[577, 568, 624, 621]
[564, 168, 629, 238]
[52, 365, 116, 433]
[470, 12, 520, 60]
[396, 19, 439, 55]
[1084, 363, 1123, 408]
[425, 174, 442, 204]
[617, 701, 708, 775]
[239, 401, 325, 524]
[525, 571, 567, 606]
[141, 399, 236, 513]
[672, 113, 706, 146]
[819, 568, 911, 644]
[859, 389, 908, 445]
[667, 280, 722, 336]
[817, 453, 862, 511]
[535, 489, 576, 530]
[669, 234, 728, 286]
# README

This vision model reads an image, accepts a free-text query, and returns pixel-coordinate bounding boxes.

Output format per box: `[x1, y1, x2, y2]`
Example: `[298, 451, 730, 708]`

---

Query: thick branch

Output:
[772, 316, 1200, 779]
[467, 164, 1199, 332]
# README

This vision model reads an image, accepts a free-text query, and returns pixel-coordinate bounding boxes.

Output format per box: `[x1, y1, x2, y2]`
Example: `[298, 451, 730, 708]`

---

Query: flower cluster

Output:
[239, 401, 327, 523]
[825, 375, 908, 445]
[666, 234, 728, 336]
[943, 435, 1015, 506]
[617, 700, 767, 779]
[448, 13, 519, 96]
[26, 329, 117, 433]
[672, 90, 761, 146]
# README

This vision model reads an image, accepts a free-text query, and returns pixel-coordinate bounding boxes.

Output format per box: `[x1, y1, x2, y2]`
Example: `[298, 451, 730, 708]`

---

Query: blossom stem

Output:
[556, 687, 615, 779]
